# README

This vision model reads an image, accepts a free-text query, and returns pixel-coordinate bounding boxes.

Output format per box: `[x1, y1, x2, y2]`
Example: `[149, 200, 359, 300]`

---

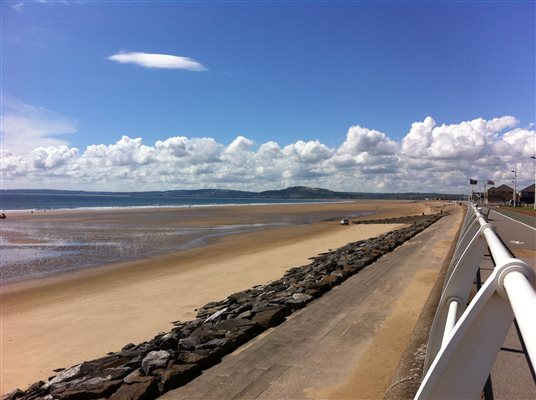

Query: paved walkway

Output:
[161, 207, 462, 400]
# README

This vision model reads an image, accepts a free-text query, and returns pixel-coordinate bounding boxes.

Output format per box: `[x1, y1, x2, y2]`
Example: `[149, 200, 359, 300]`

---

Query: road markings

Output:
[490, 210, 536, 232]
[509, 240, 525, 245]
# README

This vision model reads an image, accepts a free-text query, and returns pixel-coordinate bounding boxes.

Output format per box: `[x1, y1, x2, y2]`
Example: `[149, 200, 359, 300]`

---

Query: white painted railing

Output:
[415, 203, 536, 399]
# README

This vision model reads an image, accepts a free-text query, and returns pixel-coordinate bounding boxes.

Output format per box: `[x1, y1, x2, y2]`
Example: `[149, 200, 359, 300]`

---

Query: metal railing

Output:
[415, 203, 536, 399]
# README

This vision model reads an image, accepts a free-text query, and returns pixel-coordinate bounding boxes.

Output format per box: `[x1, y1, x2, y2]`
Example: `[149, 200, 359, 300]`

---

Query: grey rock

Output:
[160, 364, 200, 392]
[123, 369, 146, 384]
[236, 310, 252, 319]
[178, 337, 197, 351]
[284, 293, 313, 309]
[26, 380, 45, 392]
[320, 275, 339, 286]
[196, 338, 230, 350]
[176, 350, 220, 369]
[109, 377, 158, 400]
[96, 367, 132, 380]
[158, 333, 178, 351]
[44, 365, 82, 388]
[212, 318, 256, 332]
[292, 293, 313, 302]
[1, 389, 24, 400]
[251, 307, 291, 328]
[141, 351, 170, 375]
[50, 378, 122, 400]
[204, 307, 228, 322]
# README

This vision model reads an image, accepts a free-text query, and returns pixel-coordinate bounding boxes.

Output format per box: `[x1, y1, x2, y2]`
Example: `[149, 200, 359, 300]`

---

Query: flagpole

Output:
[469, 179, 477, 203]
[469, 179, 479, 203]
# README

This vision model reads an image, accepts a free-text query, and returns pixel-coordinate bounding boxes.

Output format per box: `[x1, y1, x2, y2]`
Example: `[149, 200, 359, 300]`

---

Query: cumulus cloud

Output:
[497, 128, 535, 158]
[0, 98, 77, 153]
[339, 125, 397, 156]
[401, 116, 520, 160]
[31, 145, 78, 170]
[107, 51, 207, 71]
[1, 114, 534, 193]
[283, 140, 333, 164]
[398, 116, 534, 192]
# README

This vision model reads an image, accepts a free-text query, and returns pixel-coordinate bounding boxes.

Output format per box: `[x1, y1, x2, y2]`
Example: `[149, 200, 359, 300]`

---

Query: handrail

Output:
[415, 203, 536, 399]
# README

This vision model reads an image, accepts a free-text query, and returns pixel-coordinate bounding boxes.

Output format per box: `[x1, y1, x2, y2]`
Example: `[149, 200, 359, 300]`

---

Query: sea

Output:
[0, 193, 364, 285]
[0, 192, 328, 212]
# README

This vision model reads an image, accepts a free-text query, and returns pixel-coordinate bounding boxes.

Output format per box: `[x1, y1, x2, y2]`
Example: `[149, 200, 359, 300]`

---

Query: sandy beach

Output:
[1, 200, 441, 393]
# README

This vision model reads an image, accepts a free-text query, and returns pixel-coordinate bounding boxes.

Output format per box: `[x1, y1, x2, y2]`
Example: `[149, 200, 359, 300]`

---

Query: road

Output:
[481, 208, 536, 399]
[493, 207, 536, 229]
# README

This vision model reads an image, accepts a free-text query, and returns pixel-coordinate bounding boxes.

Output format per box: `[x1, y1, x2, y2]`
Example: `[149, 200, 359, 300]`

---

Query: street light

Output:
[530, 156, 536, 211]
[511, 166, 517, 207]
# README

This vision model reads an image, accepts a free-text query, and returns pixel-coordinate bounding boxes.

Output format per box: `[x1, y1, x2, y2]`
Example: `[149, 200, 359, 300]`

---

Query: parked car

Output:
[507, 200, 525, 206]
[340, 218, 349, 226]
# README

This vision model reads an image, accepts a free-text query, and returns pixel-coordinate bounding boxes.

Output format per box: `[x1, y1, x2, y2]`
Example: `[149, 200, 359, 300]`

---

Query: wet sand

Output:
[0, 200, 439, 393]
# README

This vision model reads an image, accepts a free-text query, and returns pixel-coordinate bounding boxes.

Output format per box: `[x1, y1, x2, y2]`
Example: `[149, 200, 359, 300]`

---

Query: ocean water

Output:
[0, 193, 327, 212]
[0, 193, 368, 285]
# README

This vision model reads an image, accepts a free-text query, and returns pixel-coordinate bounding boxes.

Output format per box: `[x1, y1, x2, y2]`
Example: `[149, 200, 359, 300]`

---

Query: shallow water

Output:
[0, 205, 376, 285]
[0, 220, 291, 284]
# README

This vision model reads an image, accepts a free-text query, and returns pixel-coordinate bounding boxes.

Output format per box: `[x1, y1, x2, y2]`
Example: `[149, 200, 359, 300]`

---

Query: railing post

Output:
[447, 216, 479, 282]
[424, 223, 488, 371]
[499, 268, 536, 366]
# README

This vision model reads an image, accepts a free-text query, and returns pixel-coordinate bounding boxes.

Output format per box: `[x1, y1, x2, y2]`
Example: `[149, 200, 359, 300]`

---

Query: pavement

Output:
[160, 206, 463, 400]
[480, 208, 536, 400]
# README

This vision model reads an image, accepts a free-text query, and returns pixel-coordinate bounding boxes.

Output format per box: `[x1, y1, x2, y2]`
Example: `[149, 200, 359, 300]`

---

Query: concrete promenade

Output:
[161, 206, 463, 400]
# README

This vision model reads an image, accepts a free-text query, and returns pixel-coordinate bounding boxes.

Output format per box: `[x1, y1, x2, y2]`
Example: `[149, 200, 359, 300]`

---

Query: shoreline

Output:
[0, 199, 353, 215]
[1, 200, 444, 393]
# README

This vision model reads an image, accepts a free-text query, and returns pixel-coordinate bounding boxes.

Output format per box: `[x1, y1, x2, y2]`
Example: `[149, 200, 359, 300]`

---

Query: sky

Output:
[1, 0, 535, 193]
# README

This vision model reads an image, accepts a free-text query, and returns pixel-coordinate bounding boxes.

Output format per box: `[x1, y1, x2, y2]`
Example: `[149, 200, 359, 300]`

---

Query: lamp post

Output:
[511, 165, 517, 207]
[530, 156, 536, 211]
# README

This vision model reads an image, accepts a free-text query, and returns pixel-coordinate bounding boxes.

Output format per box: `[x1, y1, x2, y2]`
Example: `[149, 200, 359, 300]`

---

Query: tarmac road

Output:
[481, 208, 536, 400]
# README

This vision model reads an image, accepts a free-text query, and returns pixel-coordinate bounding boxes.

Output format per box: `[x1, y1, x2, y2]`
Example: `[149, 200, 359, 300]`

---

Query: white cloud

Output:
[155, 136, 222, 164]
[401, 116, 520, 160]
[283, 140, 333, 164]
[108, 52, 207, 71]
[498, 128, 535, 158]
[0, 98, 77, 154]
[31, 145, 79, 169]
[1, 114, 534, 193]
[11, 2, 24, 11]
[339, 125, 397, 156]
[225, 136, 254, 154]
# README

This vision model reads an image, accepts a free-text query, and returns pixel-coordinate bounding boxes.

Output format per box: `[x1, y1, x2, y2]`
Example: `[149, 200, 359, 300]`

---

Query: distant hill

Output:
[258, 186, 348, 199]
[1, 186, 462, 200]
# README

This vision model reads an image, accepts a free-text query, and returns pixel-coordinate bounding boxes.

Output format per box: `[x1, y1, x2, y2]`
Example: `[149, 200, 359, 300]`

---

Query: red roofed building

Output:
[487, 184, 515, 203]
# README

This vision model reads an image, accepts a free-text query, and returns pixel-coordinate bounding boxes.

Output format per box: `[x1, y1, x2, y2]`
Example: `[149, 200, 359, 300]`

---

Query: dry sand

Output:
[1, 200, 438, 393]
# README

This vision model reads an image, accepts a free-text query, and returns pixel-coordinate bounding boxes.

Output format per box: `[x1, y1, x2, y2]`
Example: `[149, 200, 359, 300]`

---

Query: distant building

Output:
[487, 184, 515, 203]
[520, 184, 535, 204]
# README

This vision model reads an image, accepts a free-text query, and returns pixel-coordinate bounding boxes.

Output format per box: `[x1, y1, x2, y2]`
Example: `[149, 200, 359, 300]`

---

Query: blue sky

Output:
[1, 1, 535, 193]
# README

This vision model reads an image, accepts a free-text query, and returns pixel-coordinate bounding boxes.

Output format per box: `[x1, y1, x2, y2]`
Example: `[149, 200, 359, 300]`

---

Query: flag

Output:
[487, 180, 495, 185]
[470, 179, 477, 185]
